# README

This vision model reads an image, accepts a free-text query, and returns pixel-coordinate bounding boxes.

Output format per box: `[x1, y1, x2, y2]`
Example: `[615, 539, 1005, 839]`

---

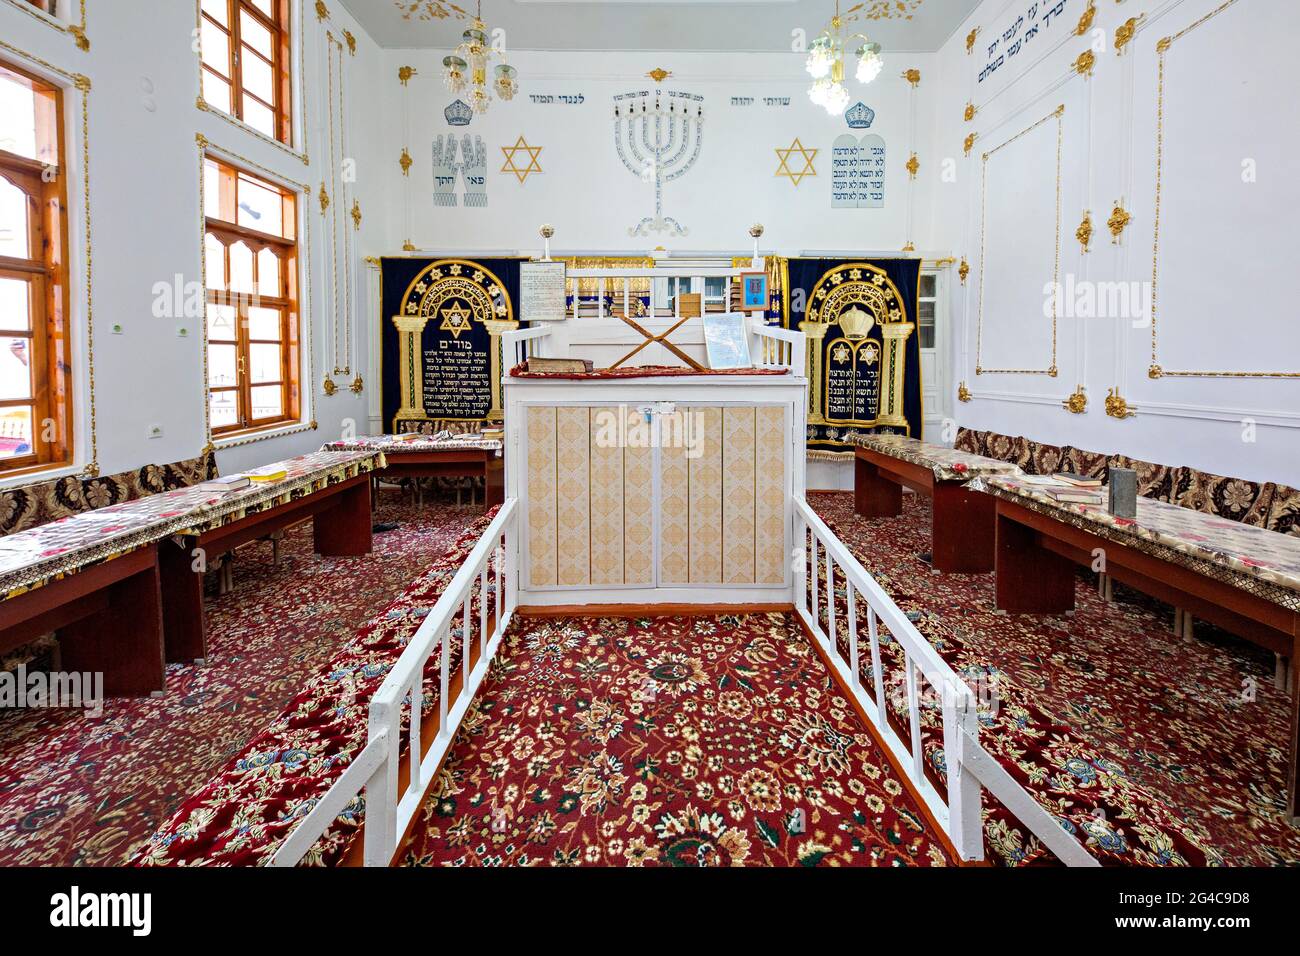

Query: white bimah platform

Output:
[277, 262, 1097, 870]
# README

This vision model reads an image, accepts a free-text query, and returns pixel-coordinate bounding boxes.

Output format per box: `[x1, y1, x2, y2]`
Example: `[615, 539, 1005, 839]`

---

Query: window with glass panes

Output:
[918, 272, 937, 350]
[200, 0, 293, 146]
[203, 157, 300, 436]
[0, 59, 73, 476]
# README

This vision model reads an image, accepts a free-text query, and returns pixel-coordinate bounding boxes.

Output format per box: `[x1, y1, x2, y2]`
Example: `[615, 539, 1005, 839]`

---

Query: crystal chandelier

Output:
[806, 1, 883, 116]
[442, 1, 517, 115]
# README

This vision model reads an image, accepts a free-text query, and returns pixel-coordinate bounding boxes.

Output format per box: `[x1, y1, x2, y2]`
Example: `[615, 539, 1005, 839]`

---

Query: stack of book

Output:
[1047, 472, 1104, 504]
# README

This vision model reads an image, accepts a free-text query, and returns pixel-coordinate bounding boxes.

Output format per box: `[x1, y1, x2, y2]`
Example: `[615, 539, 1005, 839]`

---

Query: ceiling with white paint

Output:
[340, 0, 981, 52]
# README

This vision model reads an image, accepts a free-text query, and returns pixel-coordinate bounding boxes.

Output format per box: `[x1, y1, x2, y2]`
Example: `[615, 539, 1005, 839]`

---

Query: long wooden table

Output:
[975, 474, 1300, 820]
[853, 435, 1021, 573]
[323, 435, 504, 509]
[0, 450, 383, 695]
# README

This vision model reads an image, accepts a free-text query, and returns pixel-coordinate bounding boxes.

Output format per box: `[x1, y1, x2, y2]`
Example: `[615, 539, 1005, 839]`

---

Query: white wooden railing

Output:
[793, 499, 1098, 866]
[271, 499, 519, 867]
[502, 325, 553, 368]
[750, 319, 805, 375]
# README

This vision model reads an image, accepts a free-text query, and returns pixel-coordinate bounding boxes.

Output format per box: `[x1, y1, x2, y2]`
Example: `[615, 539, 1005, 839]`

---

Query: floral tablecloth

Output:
[973, 474, 1300, 613]
[0, 450, 384, 601]
[852, 434, 1023, 482]
[322, 434, 502, 455]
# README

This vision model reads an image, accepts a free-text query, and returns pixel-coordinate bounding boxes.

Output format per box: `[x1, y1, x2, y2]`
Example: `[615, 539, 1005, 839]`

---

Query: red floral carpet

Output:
[399, 613, 949, 867]
[0, 496, 486, 867]
[808, 491, 1300, 867]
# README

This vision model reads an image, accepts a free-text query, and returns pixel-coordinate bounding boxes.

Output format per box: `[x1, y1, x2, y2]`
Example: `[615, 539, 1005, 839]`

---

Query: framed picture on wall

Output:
[740, 271, 768, 312]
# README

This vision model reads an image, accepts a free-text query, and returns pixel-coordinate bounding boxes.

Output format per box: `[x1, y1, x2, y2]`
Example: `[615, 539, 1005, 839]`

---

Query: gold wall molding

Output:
[323, 31, 355, 379]
[1107, 201, 1131, 242]
[0, 37, 98, 476]
[1115, 15, 1144, 55]
[902, 68, 921, 87]
[963, 101, 977, 122]
[1075, 210, 1093, 253]
[398, 65, 417, 86]
[0, 0, 87, 49]
[1062, 385, 1087, 414]
[1105, 388, 1136, 419]
[1075, 0, 1097, 36]
[905, 152, 919, 179]
[958, 257, 970, 284]
[351, 199, 362, 230]
[963, 132, 977, 156]
[966, 28, 979, 55]
[975, 104, 1064, 377]
[399, 147, 413, 176]
[1073, 49, 1097, 77]
[957, 382, 972, 403]
[1147, 0, 1288, 378]
[342, 30, 357, 55]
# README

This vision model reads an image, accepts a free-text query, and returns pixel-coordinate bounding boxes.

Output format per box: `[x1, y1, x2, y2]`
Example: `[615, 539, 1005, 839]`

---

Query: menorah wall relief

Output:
[613, 89, 705, 237]
[432, 134, 488, 208]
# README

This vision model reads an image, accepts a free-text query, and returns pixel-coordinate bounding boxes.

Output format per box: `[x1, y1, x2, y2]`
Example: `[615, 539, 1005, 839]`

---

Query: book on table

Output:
[1047, 488, 1103, 504]
[197, 475, 251, 492]
[1052, 472, 1104, 488]
[525, 357, 595, 373]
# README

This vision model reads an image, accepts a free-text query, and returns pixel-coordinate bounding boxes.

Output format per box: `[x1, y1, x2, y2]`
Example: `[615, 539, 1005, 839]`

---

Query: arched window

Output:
[0, 58, 73, 477]
[203, 157, 300, 436]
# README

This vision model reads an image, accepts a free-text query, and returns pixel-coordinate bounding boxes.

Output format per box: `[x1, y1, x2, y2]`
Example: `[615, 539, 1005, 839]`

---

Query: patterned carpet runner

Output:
[399, 613, 949, 867]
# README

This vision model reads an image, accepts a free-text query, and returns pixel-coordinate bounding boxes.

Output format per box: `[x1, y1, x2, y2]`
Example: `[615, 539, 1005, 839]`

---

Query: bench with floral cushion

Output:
[954, 427, 1298, 537]
[0, 450, 217, 668]
[392, 419, 491, 503]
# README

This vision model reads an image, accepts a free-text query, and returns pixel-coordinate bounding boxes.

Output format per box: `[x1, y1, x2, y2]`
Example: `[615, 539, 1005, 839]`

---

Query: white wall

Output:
[378, 48, 937, 254]
[0, 0, 388, 483]
[933, 0, 1300, 486]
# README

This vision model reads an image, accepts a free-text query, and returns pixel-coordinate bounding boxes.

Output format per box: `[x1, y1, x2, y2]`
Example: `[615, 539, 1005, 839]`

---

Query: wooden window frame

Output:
[200, 0, 294, 148]
[0, 58, 73, 479]
[203, 157, 301, 438]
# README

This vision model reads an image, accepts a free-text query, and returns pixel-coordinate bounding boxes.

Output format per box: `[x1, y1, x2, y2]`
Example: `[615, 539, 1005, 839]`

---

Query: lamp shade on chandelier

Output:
[442, 2, 518, 114]
[806, 1, 882, 116]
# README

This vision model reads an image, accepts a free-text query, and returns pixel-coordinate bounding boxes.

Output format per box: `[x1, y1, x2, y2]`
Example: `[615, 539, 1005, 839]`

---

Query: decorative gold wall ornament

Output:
[343, 30, 357, 55]
[1062, 385, 1087, 414]
[1105, 388, 1136, 419]
[902, 68, 921, 87]
[365, 256, 382, 268]
[350, 375, 364, 394]
[1107, 202, 1131, 242]
[500, 136, 544, 183]
[1115, 15, 1144, 54]
[1076, 211, 1093, 253]
[1076, 0, 1097, 36]
[403, 240, 418, 252]
[958, 258, 970, 284]
[318, 183, 331, 214]
[647, 68, 672, 83]
[399, 147, 413, 176]
[323, 376, 338, 396]
[963, 132, 977, 156]
[905, 152, 919, 179]
[901, 241, 915, 252]
[1074, 49, 1097, 77]
[69, 26, 89, 50]
[398, 66, 418, 86]
[1148, 364, 1164, 379]
[966, 28, 979, 54]
[957, 382, 972, 403]
[315, 1, 330, 21]
[963, 101, 977, 122]
[351, 200, 362, 230]
[775, 138, 819, 185]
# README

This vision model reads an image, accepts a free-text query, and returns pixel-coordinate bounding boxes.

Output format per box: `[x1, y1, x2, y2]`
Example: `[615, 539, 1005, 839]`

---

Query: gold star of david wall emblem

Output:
[500, 136, 543, 184]
[775, 138, 818, 186]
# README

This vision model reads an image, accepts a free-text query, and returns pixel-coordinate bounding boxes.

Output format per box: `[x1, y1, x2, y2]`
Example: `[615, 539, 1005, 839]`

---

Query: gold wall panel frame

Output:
[0, 0, 87, 49]
[974, 103, 1065, 377]
[1146, 0, 1295, 379]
